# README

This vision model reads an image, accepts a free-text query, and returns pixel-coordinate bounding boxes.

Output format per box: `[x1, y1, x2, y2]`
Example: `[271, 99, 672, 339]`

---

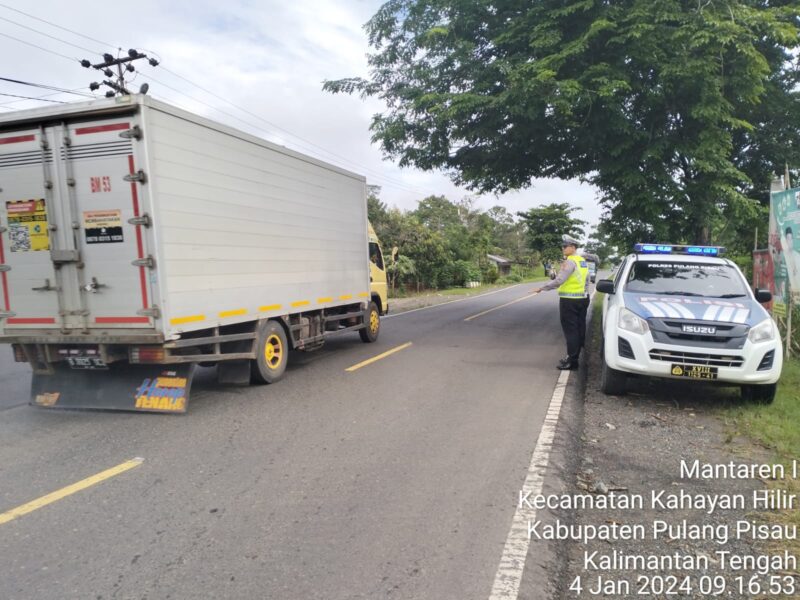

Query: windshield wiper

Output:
[714, 294, 747, 298]
[647, 291, 706, 297]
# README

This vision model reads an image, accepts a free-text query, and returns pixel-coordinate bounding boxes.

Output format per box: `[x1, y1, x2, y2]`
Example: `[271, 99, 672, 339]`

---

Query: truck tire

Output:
[359, 302, 380, 343]
[741, 383, 777, 404]
[600, 359, 627, 395]
[252, 320, 288, 384]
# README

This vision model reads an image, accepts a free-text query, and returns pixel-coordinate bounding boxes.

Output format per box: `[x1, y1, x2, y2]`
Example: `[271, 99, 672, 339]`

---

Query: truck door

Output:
[0, 129, 60, 328]
[0, 118, 154, 332]
[59, 119, 154, 329]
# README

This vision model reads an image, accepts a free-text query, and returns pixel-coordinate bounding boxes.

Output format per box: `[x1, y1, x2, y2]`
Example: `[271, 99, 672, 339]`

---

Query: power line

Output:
[0, 3, 113, 48]
[0, 91, 66, 103]
[156, 65, 427, 192]
[0, 30, 76, 62]
[0, 8, 434, 197]
[0, 76, 93, 97]
[138, 72, 429, 196]
[0, 88, 88, 107]
[0, 15, 100, 54]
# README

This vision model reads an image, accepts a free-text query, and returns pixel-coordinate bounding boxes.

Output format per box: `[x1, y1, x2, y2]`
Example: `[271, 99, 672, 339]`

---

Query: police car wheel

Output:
[600, 359, 627, 396]
[741, 383, 776, 405]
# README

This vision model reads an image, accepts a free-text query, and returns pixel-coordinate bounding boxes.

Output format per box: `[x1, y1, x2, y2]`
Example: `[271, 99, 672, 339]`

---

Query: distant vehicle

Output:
[0, 95, 389, 413]
[587, 261, 597, 283]
[597, 244, 782, 403]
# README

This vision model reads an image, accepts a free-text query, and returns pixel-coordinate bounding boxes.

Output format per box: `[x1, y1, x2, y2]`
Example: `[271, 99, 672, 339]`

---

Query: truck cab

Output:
[368, 222, 389, 315]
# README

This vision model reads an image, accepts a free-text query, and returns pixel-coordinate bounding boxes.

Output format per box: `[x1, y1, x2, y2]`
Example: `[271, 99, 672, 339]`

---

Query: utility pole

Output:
[80, 49, 158, 97]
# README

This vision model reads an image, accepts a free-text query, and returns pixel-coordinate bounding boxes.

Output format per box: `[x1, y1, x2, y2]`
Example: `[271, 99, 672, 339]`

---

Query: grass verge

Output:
[721, 356, 800, 568]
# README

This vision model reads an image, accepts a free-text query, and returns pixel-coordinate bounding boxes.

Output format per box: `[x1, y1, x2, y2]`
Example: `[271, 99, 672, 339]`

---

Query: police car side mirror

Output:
[754, 288, 772, 303]
[596, 279, 615, 295]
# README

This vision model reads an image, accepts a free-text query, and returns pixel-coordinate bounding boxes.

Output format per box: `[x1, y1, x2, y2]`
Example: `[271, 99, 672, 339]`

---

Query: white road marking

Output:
[488, 369, 570, 599]
[383, 284, 524, 319]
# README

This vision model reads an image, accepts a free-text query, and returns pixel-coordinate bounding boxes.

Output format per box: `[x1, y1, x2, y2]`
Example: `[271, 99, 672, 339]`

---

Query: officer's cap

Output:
[561, 234, 581, 248]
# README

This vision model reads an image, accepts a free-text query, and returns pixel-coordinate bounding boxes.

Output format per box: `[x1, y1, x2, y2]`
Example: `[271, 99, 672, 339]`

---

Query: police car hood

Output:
[623, 292, 768, 326]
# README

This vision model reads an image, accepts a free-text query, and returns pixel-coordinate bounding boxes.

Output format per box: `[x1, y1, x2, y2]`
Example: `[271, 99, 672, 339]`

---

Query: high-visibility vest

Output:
[558, 255, 589, 299]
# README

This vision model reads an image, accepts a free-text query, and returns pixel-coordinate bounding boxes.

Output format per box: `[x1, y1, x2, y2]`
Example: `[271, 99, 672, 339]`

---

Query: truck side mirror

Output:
[596, 279, 615, 295]
[754, 288, 772, 303]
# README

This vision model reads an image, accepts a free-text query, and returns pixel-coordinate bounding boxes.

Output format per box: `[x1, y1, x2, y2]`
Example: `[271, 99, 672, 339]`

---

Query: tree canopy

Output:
[325, 0, 800, 248]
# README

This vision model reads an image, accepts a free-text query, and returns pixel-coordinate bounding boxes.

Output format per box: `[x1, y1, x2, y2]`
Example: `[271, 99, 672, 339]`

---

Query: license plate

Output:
[67, 356, 107, 370]
[671, 364, 717, 380]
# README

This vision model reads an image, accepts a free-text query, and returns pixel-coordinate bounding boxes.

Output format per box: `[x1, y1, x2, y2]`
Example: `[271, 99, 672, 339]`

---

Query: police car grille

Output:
[648, 349, 744, 368]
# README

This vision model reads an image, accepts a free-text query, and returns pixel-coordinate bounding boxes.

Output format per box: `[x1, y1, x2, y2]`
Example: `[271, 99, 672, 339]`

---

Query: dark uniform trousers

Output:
[559, 296, 591, 362]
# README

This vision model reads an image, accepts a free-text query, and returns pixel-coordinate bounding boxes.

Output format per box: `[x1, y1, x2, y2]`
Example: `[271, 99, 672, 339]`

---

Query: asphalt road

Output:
[0, 283, 574, 600]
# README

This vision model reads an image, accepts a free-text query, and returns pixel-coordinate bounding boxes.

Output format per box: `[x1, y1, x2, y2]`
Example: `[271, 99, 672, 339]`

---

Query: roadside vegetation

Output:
[368, 190, 602, 297]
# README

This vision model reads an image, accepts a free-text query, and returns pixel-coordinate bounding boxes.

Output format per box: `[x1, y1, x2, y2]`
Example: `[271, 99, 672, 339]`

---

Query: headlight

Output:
[618, 307, 649, 334]
[748, 318, 775, 343]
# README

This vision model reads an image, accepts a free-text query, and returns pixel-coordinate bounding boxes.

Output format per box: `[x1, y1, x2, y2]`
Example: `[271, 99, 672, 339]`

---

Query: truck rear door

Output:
[0, 117, 154, 332]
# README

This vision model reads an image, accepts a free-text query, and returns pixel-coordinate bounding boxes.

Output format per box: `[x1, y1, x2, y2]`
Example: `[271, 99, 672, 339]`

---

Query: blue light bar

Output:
[634, 243, 725, 256]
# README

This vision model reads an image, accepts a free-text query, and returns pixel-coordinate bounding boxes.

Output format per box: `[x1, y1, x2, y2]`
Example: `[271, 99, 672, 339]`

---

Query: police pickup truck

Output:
[597, 244, 782, 403]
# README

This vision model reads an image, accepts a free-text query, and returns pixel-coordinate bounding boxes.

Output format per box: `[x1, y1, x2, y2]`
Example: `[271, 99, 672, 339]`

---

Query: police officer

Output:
[531, 235, 599, 370]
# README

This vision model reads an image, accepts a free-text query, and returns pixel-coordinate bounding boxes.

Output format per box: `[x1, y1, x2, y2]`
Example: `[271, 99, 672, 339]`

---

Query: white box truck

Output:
[0, 94, 386, 413]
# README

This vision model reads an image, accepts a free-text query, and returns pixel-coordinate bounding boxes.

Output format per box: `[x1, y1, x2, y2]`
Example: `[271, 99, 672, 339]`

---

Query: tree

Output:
[517, 203, 586, 265]
[324, 1, 800, 247]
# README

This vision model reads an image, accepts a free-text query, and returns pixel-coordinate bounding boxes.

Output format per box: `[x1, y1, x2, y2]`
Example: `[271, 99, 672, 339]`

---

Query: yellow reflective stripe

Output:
[259, 304, 283, 312]
[357, 292, 370, 298]
[339, 294, 353, 301]
[317, 297, 333, 304]
[219, 308, 247, 318]
[291, 300, 310, 308]
[170, 314, 205, 326]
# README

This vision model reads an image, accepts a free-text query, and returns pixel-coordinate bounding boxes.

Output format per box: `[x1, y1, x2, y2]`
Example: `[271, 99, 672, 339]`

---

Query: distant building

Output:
[486, 254, 512, 276]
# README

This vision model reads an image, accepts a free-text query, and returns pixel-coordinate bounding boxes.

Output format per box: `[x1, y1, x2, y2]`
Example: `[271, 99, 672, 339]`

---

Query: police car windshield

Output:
[624, 261, 748, 298]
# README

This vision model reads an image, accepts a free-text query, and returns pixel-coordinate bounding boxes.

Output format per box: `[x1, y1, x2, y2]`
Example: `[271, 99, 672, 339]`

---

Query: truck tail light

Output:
[130, 346, 166, 364]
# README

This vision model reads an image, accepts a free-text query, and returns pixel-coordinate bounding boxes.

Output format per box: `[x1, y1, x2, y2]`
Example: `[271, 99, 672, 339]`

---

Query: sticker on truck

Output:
[6, 199, 49, 252]
[83, 209, 124, 244]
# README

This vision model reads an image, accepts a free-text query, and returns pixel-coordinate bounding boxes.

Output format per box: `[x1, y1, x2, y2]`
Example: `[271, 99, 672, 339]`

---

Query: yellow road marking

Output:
[291, 300, 310, 308]
[345, 342, 412, 372]
[317, 297, 333, 304]
[463, 294, 535, 322]
[170, 314, 205, 326]
[0, 458, 144, 526]
[219, 308, 247, 318]
[259, 304, 283, 312]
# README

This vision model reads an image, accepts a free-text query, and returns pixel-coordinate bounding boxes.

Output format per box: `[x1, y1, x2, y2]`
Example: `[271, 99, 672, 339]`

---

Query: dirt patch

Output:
[558, 332, 795, 598]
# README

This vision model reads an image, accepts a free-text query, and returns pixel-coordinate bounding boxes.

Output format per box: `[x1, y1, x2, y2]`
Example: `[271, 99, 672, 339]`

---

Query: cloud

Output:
[0, 0, 602, 229]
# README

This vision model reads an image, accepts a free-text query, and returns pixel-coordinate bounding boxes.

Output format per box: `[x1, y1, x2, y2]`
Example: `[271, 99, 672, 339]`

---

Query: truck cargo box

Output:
[0, 95, 370, 343]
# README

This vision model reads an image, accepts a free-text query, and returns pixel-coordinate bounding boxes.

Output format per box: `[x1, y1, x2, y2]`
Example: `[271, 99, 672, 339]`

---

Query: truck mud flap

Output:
[30, 363, 196, 414]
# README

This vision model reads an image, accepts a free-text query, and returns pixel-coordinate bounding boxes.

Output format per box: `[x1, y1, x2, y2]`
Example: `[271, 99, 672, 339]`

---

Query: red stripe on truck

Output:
[75, 123, 130, 135]
[0, 234, 8, 311]
[7, 318, 56, 325]
[95, 317, 150, 324]
[127, 155, 149, 310]
[0, 134, 34, 145]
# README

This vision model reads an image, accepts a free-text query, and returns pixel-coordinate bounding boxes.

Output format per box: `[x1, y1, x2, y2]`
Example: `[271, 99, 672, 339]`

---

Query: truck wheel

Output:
[741, 383, 777, 404]
[600, 359, 627, 395]
[252, 320, 288, 384]
[359, 302, 380, 343]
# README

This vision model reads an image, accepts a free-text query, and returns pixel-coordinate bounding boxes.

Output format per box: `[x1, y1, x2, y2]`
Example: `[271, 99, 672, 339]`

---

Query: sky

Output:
[0, 0, 602, 233]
